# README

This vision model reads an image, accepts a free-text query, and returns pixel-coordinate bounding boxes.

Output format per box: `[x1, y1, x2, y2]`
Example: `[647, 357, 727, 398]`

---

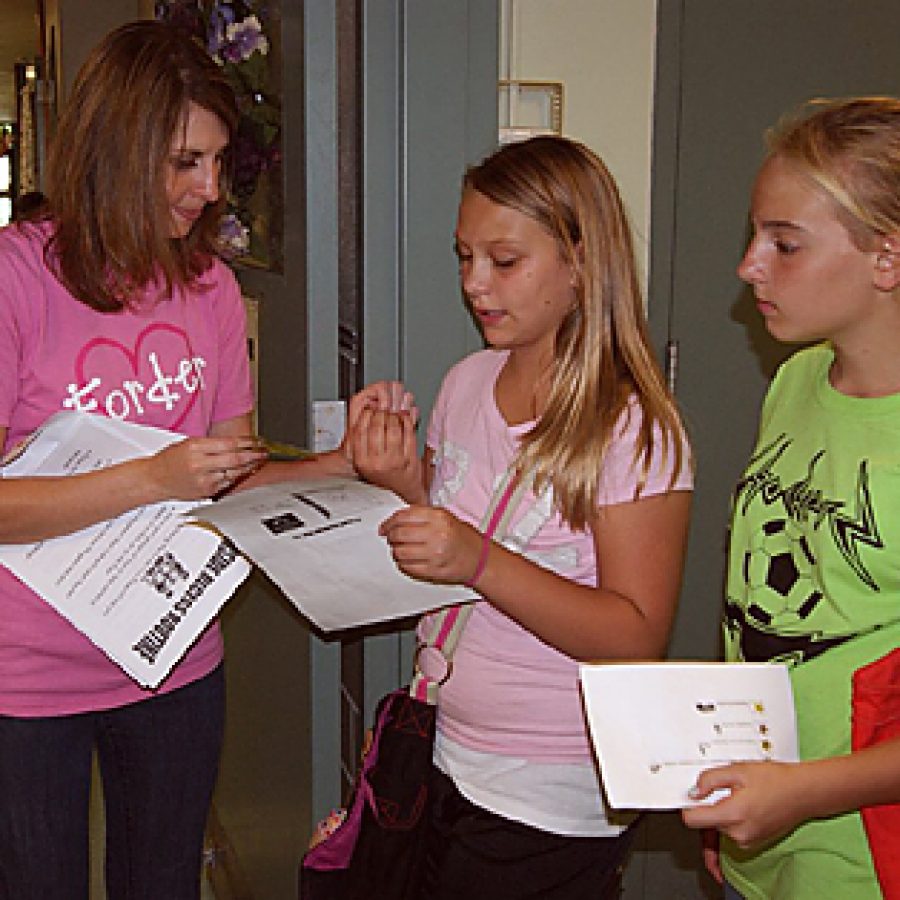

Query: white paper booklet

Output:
[579, 662, 798, 810]
[192, 478, 477, 631]
[0, 412, 251, 688]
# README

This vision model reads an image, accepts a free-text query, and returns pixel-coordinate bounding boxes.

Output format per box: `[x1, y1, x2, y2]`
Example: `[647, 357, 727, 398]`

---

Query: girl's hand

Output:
[351, 380, 417, 419]
[379, 505, 482, 585]
[340, 379, 418, 477]
[143, 434, 268, 500]
[681, 760, 812, 848]
[345, 380, 417, 445]
[298, 380, 419, 482]
[350, 409, 424, 503]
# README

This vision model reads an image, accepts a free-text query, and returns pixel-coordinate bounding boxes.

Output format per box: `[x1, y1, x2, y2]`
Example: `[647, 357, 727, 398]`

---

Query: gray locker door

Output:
[627, 2, 900, 897]
[306, 0, 498, 827]
[652, 0, 900, 659]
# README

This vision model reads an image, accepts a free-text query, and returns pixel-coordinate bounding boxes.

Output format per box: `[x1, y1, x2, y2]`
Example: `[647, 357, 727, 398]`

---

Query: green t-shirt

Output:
[722, 343, 900, 900]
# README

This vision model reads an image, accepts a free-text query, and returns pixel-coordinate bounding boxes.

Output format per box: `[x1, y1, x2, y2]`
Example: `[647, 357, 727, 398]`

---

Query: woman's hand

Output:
[0, 415, 267, 544]
[379, 505, 482, 585]
[142, 434, 268, 500]
[681, 760, 812, 848]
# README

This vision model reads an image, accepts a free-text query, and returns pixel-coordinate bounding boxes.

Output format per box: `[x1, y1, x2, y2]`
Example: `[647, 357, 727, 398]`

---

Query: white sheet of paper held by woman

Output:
[0, 412, 251, 688]
[579, 662, 798, 810]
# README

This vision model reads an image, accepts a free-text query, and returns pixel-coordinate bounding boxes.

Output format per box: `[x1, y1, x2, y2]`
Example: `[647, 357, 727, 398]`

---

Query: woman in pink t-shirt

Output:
[352, 137, 694, 898]
[0, 20, 382, 900]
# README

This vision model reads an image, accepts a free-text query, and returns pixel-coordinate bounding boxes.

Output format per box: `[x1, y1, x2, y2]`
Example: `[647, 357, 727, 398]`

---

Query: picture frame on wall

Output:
[498, 79, 564, 145]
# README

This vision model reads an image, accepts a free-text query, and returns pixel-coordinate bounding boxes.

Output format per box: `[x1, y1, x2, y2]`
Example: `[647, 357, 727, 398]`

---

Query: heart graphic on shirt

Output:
[74, 323, 201, 429]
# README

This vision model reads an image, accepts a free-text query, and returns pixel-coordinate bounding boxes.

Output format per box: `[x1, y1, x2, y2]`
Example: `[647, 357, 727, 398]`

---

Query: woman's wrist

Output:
[123, 456, 169, 507]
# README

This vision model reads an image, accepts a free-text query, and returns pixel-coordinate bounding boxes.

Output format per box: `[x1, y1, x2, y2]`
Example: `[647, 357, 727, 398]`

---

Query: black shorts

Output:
[419, 767, 636, 900]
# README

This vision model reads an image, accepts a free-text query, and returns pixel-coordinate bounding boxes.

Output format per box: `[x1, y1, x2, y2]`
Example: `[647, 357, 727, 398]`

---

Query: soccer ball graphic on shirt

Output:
[740, 517, 825, 631]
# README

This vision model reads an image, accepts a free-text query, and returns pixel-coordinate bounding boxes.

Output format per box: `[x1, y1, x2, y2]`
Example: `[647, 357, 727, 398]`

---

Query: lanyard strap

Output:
[410, 468, 533, 704]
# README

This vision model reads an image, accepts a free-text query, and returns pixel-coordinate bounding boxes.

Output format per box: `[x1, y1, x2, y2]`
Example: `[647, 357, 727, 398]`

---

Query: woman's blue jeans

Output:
[0, 665, 224, 900]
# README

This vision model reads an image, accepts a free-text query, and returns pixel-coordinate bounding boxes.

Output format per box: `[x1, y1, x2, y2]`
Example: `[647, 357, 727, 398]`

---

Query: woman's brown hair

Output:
[464, 136, 688, 530]
[44, 19, 238, 311]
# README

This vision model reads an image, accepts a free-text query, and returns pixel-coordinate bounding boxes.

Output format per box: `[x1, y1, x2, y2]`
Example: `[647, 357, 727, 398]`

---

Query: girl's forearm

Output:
[473, 490, 690, 660]
[796, 737, 900, 819]
[473, 544, 674, 660]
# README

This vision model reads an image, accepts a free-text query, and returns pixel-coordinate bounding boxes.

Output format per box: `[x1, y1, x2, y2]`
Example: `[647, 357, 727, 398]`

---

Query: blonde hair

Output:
[463, 136, 687, 530]
[767, 96, 900, 248]
[45, 20, 238, 312]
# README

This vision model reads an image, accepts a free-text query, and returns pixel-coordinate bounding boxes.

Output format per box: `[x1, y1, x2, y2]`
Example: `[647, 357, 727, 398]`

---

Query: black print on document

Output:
[142, 551, 190, 600]
[262, 512, 305, 535]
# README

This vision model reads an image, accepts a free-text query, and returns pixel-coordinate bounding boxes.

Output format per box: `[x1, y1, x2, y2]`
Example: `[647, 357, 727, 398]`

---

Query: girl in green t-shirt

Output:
[682, 98, 900, 900]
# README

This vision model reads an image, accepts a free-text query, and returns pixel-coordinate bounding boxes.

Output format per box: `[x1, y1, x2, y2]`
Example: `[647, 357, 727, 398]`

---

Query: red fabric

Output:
[851, 646, 900, 898]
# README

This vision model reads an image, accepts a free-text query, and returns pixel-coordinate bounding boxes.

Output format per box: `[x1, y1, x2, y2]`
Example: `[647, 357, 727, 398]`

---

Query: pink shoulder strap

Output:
[409, 467, 534, 704]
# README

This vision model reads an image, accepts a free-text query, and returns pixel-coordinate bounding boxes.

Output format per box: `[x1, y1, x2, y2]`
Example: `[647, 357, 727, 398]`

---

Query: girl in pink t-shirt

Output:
[352, 137, 693, 898]
[0, 20, 383, 899]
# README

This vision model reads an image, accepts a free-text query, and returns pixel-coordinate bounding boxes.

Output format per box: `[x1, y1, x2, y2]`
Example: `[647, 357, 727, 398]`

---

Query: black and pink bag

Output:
[299, 470, 531, 900]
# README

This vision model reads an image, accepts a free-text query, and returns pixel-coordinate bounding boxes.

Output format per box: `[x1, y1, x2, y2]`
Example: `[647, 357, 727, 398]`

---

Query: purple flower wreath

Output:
[156, 0, 281, 264]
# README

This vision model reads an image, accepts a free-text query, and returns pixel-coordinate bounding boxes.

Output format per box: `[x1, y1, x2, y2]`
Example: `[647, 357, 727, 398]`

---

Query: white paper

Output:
[191, 478, 477, 631]
[579, 662, 798, 810]
[0, 412, 251, 688]
[312, 400, 346, 453]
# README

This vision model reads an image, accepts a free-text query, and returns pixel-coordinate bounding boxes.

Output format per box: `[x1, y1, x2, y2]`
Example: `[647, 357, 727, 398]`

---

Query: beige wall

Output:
[502, 0, 657, 284]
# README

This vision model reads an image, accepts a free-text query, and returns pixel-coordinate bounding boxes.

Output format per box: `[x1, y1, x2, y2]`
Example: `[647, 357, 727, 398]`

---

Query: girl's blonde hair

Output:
[767, 96, 900, 248]
[464, 136, 687, 530]
[44, 20, 238, 312]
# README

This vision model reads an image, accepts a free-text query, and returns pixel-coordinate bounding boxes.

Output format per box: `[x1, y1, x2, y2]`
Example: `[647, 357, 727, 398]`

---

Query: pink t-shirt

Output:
[420, 348, 693, 764]
[0, 221, 254, 716]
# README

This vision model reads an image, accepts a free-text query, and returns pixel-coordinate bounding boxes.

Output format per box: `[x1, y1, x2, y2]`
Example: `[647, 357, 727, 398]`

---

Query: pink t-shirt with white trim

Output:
[0, 221, 254, 716]
[420, 348, 693, 764]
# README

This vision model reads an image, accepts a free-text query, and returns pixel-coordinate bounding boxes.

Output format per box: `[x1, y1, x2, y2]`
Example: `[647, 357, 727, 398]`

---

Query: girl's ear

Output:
[873, 234, 900, 291]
